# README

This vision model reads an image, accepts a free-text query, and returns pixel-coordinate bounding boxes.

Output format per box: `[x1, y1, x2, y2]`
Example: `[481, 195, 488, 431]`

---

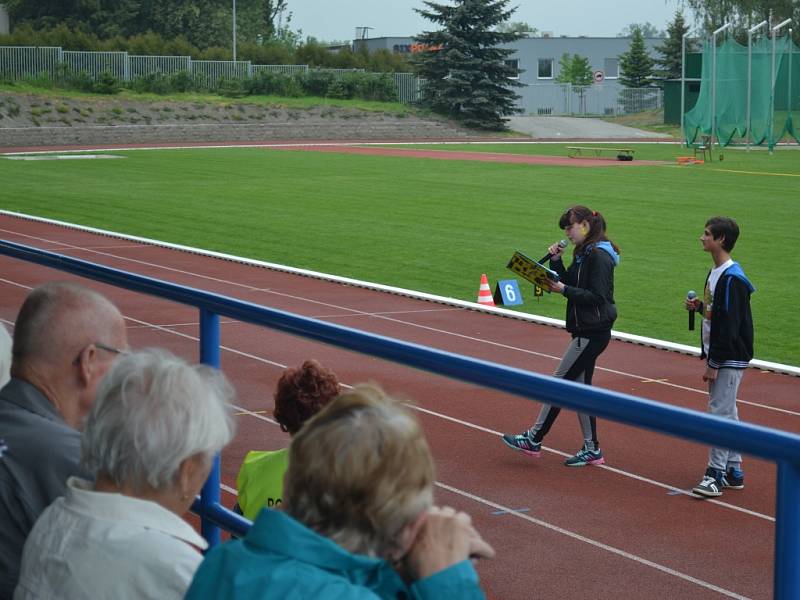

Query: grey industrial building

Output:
[355, 35, 663, 116]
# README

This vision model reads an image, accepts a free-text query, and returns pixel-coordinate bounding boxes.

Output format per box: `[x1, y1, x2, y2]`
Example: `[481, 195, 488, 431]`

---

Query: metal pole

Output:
[681, 32, 688, 144]
[711, 23, 732, 152]
[789, 29, 793, 130]
[747, 21, 768, 151]
[774, 460, 800, 599]
[232, 0, 237, 62]
[770, 19, 792, 153]
[199, 308, 221, 548]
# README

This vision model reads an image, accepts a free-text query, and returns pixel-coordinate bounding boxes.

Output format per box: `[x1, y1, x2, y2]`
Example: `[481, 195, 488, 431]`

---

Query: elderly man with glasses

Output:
[0, 281, 128, 599]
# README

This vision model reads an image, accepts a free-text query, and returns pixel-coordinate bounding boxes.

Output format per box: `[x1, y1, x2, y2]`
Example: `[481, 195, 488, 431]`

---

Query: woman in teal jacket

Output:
[186, 385, 494, 599]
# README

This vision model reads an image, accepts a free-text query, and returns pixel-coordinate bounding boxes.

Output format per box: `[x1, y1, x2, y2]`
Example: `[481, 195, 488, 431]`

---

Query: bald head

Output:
[13, 282, 122, 367]
[12, 282, 128, 428]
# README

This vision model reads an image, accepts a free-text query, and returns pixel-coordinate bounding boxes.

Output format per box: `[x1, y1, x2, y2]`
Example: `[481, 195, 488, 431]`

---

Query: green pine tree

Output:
[654, 11, 695, 81]
[618, 26, 655, 88]
[411, 0, 523, 130]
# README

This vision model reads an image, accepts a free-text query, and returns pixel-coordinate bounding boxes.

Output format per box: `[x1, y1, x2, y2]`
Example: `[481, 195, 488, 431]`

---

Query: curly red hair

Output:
[273, 360, 340, 435]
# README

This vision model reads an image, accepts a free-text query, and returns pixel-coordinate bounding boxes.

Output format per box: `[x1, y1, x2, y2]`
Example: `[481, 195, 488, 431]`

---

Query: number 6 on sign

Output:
[493, 279, 524, 306]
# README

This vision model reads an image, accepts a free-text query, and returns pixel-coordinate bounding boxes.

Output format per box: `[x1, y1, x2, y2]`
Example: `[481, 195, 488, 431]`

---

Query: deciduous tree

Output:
[555, 53, 592, 85]
[685, 0, 799, 44]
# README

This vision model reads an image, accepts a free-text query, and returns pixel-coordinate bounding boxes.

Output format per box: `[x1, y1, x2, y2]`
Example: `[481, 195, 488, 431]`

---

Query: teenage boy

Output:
[686, 217, 755, 498]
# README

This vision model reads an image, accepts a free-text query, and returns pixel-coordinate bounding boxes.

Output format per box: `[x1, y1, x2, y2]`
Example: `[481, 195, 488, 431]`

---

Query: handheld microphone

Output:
[687, 290, 697, 331]
[539, 239, 568, 264]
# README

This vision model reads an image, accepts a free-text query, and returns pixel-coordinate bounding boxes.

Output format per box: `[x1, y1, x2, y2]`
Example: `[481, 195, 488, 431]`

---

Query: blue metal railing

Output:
[2, 238, 798, 598]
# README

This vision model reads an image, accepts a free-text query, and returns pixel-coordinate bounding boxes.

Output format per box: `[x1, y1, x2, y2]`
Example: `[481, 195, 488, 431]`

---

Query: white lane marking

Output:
[6, 227, 792, 416]
[434, 482, 752, 600]
[224, 401, 758, 598]
[125, 320, 239, 329]
[411, 405, 773, 522]
[309, 307, 463, 319]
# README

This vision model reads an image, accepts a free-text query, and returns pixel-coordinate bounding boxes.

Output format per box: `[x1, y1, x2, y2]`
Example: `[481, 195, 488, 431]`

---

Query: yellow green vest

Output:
[236, 448, 289, 521]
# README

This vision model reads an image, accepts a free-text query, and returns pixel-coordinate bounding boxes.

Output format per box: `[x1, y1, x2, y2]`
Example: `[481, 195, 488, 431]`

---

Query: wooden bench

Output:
[567, 146, 635, 160]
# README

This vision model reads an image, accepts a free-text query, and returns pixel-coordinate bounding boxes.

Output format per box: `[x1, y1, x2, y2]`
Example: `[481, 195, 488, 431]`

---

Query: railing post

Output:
[774, 460, 800, 598]
[199, 308, 222, 548]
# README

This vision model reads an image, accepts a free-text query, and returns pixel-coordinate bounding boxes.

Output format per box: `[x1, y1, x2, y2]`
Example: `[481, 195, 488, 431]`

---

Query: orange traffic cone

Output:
[477, 274, 495, 307]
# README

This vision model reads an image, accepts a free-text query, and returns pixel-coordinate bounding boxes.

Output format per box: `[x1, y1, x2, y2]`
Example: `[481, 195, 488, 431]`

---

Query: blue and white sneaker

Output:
[692, 467, 724, 498]
[722, 467, 744, 490]
[501, 432, 541, 457]
[564, 445, 605, 467]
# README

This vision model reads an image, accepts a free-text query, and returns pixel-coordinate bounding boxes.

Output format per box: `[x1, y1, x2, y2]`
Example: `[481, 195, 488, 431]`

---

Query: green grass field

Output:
[1, 142, 798, 366]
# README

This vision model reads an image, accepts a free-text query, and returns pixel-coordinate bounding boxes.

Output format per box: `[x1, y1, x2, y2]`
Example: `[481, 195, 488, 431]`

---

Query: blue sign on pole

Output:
[494, 279, 524, 306]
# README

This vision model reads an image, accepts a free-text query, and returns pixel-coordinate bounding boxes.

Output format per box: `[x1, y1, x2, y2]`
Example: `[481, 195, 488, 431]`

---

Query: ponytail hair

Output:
[559, 205, 620, 257]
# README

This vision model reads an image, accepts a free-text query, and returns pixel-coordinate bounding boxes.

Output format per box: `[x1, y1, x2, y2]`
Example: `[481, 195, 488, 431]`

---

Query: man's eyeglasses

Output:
[73, 342, 129, 365]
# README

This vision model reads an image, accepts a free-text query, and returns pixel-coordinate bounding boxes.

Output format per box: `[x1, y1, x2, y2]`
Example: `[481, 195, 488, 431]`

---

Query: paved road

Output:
[507, 116, 668, 139]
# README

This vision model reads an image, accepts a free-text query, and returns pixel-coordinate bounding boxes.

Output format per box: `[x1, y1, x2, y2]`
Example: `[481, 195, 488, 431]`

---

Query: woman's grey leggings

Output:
[527, 333, 610, 451]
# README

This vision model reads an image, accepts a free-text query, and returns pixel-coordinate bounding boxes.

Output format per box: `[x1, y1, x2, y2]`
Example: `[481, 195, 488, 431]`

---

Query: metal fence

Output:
[190, 60, 251, 87]
[129, 55, 191, 79]
[518, 82, 663, 116]
[1, 237, 799, 598]
[0, 46, 61, 79]
[62, 50, 128, 81]
[251, 64, 308, 77]
[0, 45, 422, 103]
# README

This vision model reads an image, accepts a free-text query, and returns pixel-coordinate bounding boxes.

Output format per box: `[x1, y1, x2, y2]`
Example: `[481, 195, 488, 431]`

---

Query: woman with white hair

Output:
[14, 349, 236, 600]
[186, 384, 494, 599]
[0, 323, 11, 388]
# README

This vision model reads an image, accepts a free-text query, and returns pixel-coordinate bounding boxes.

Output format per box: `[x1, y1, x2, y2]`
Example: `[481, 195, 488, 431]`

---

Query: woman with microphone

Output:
[502, 205, 620, 467]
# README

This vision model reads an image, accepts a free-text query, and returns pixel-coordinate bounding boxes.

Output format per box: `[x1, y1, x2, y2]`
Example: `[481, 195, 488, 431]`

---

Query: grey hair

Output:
[284, 384, 435, 559]
[81, 349, 236, 492]
[0, 323, 11, 388]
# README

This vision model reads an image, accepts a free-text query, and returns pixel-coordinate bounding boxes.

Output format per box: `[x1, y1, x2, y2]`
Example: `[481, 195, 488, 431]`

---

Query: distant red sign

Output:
[411, 43, 444, 53]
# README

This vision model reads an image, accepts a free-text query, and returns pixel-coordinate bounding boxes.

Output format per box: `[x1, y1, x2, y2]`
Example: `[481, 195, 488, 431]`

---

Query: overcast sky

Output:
[283, 1, 694, 42]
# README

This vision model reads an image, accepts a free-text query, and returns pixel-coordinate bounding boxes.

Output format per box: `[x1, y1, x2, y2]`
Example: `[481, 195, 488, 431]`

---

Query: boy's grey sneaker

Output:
[692, 467, 724, 498]
[722, 467, 744, 490]
[564, 445, 604, 467]
[501, 433, 541, 457]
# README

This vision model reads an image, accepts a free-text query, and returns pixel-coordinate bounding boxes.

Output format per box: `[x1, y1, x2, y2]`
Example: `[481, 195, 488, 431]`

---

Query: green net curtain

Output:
[683, 35, 799, 150]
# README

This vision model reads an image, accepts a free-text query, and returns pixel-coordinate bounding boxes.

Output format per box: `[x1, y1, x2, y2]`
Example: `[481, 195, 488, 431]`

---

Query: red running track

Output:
[0, 213, 797, 600]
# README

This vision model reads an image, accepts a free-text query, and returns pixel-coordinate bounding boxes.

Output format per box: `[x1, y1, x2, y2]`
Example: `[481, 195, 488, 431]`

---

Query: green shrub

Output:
[131, 72, 172, 95]
[326, 79, 351, 99]
[301, 69, 335, 96]
[169, 70, 197, 93]
[92, 71, 121, 94]
[218, 77, 246, 98]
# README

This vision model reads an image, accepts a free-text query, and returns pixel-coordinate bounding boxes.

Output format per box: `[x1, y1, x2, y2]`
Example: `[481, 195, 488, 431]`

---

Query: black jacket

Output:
[699, 263, 755, 369]
[550, 243, 618, 336]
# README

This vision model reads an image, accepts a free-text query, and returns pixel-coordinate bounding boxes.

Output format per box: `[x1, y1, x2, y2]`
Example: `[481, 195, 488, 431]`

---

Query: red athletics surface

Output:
[1, 213, 797, 599]
[0, 140, 667, 167]
[279, 144, 667, 166]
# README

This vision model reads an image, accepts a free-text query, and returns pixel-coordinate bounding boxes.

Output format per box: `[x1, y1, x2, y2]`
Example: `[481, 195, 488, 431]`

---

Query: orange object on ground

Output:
[477, 273, 495, 306]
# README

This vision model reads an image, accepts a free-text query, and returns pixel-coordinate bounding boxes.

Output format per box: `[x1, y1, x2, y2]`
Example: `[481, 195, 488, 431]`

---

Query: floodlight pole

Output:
[711, 23, 732, 150]
[232, 0, 237, 62]
[747, 21, 769, 151]
[789, 29, 793, 130]
[681, 32, 689, 144]
[770, 18, 792, 153]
